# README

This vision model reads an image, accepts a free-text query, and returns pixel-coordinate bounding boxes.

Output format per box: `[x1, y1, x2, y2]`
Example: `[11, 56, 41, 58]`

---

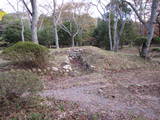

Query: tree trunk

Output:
[71, 36, 75, 47]
[76, 42, 79, 46]
[114, 38, 119, 52]
[115, 20, 126, 51]
[53, 17, 59, 48]
[54, 25, 59, 49]
[108, 12, 113, 50]
[31, 0, 38, 44]
[140, 23, 154, 58]
[140, 0, 159, 58]
[20, 17, 24, 42]
[140, 42, 148, 57]
[113, 16, 118, 51]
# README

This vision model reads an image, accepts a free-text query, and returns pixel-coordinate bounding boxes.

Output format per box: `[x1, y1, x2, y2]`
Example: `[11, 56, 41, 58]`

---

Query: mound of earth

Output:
[50, 46, 158, 73]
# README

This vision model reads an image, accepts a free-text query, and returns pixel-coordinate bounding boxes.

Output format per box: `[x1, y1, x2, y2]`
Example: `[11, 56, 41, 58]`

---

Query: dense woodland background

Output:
[0, 0, 159, 58]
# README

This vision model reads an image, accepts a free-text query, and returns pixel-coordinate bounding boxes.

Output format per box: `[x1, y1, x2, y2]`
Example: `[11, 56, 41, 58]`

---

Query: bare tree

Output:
[40, 0, 64, 48]
[59, 1, 90, 47]
[52, 0, 64, 48]
[91, 0, 130, 51]
[110, 0, 121, 51]
[110, 0, 129, 51]
[124, 0, 159, 58]
[6, 0, 25, 42]
[108, 6, 113, 50]
[91, 0, 113, 50]
[22, 0, 39, 44]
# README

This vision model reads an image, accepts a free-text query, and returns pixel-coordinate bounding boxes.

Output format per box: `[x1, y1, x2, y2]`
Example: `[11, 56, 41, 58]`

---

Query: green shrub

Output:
[134, 36, 147, 46]
[0, 70, 43, 103]
[2, 42, 49, 68]
[92, 19, 110, 49]
[38, 27, 53, 47]
[2, 21, 31, 43]
[3, 22, 21, 43]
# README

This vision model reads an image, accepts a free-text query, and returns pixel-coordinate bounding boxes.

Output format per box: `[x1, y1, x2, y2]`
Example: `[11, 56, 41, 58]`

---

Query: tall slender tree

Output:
[91, 0, 113, 50]
[6, 0, 25, 42]
[40, 0, 64, 48]
[52, 0, 64, 48]
[59, 1, 91, 47]
[91, 0, 131, 51]
[22, 0, 39, 44]
[124, 0, 160, 58]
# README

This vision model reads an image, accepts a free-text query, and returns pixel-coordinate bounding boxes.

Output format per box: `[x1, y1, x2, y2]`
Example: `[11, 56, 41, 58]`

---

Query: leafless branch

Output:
[22, 0, 32, 15]
[123, 0, 146, 25]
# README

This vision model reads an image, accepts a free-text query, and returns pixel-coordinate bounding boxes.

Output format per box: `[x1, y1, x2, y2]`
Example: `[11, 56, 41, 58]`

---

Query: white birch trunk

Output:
[115, 20, 126, 51]
[113, 16, 118, 51]
[108, 12, 113, 50]
[53, 19, 59, 48]
[72, 35, 75, 47]
[21, 17, 25, 42]
[31, 0, 39, 44]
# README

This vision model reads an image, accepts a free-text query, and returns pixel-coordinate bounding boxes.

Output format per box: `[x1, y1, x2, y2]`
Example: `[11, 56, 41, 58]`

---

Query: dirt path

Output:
[42, 69, 160, 120]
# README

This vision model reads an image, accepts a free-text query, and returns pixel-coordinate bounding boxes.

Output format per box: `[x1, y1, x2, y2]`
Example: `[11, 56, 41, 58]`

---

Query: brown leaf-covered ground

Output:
[1, 46, 160, 120]
[41, 47, 160, 120]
